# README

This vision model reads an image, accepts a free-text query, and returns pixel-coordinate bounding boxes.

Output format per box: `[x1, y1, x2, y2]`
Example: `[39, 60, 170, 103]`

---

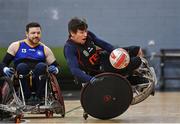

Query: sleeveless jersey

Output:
[14, 41, 46, 68]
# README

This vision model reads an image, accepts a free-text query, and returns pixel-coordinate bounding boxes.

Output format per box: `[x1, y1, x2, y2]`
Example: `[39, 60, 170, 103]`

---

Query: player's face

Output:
[70, 29, 87, 44]
[26, 27, 41, 45]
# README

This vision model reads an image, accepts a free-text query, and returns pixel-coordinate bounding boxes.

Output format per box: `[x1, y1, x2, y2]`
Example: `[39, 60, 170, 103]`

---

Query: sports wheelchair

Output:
[0, 71, 65, 123]
[81, 58, 157, 120]
[131, 58, 157, 105]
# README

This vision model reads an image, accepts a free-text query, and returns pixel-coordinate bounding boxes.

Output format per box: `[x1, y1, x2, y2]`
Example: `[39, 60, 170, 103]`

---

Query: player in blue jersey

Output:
[1, 22, 59, 103]
[64, 17, 148, 85]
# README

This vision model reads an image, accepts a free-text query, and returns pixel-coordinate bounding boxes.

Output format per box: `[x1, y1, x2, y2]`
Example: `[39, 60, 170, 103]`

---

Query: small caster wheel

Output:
[151, 90, 155, 96]
[83, 112, 88, 120]
[151, 86, 156, 96]
[61, 113, 65, 118]
[45, 110, 53, 118]
[61, 110, 65, 118]
[15, 117, 21, 124]
[15, 114, 23, 124]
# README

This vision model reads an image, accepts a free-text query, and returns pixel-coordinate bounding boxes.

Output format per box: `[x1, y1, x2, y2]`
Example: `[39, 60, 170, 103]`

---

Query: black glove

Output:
[89, 77, 104, 85]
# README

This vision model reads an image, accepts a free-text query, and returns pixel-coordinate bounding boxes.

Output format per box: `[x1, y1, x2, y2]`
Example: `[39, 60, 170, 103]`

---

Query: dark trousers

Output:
[16, 62, 47, 99]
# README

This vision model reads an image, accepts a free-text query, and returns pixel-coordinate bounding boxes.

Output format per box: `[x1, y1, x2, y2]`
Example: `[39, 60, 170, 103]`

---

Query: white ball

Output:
[109, 48, 130, 69]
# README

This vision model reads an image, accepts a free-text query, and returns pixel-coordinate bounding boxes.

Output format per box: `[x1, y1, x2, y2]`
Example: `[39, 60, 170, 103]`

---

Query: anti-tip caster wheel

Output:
[83, 112, 88, 120]
[15, 114, 23, 124]
[45, 110, 53, 118]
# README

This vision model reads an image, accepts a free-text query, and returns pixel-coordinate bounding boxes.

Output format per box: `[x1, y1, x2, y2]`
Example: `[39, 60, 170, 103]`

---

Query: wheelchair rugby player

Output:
[64, 17, 157, 120]
[0, 22, 65, 122]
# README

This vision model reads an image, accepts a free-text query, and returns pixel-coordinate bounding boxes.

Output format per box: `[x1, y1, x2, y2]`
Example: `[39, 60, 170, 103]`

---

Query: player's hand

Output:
[90, 77, 104, 85]
[3, 67, 14, 77]
[48, 65, 59, 74]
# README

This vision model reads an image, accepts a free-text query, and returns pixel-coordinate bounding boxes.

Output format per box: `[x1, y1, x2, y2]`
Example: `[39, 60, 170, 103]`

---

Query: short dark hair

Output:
[26, 22, 41, 32]
[68, 17, 88, 34]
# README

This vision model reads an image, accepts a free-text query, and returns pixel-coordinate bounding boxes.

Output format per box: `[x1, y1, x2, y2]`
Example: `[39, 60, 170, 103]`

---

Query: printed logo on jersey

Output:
[83, 50, 89, 57]
[88, 47, 93, 53]
[37, 50, 43, 56]
[89, 53, 99, 65]
[29, 48, 35, 52]
[21, 49, 27, 53]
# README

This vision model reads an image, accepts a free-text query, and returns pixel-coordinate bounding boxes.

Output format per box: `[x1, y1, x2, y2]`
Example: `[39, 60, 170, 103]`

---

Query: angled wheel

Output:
[0, 77, 14, 104]
[131, 67, 157, 105]
[81, 72, 133, 120]
[49, 74, 65, 117]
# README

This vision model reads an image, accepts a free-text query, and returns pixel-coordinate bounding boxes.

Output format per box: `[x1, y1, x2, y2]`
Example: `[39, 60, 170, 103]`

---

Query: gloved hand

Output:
[90, 77, 104, 85]
[3, 67, 14, 77]
[48, 65, 59, 74]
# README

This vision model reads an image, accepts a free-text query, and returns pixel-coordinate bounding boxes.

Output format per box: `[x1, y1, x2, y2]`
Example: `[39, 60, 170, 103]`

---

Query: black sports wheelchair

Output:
[80, 57, 157, 120]
[0, 69, 65, 123]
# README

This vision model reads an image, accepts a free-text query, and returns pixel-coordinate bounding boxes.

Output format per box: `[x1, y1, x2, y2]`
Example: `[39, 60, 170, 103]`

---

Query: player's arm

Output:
[1, 41, 18, 77]
[2, 42, 19, 66]
[88, 31, 115, 53]
[64, 45, 93, 82]
[44, 45, 56, 65]
[44, 45, 59, 74]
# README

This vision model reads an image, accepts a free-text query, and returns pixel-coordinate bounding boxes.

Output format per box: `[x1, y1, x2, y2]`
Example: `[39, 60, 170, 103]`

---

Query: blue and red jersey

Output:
[64, 31, 114, 82]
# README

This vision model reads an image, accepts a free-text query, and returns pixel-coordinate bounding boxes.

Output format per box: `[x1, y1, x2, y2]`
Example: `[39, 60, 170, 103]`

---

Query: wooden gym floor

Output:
[1, 91, 180, 123]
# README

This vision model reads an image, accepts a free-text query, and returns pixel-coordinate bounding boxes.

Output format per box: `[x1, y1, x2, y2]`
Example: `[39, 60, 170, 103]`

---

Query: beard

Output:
[29, 37, 40, 44]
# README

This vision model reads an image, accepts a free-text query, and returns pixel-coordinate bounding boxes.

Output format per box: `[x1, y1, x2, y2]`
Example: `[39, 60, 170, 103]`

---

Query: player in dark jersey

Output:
[64, 17, 157, 118]
[64, 17, 147, 85]
[1, 22, 59, 103]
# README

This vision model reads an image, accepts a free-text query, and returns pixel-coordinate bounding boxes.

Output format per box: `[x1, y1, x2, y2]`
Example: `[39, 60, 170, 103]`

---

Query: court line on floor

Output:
[65, 106, 82, 114]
